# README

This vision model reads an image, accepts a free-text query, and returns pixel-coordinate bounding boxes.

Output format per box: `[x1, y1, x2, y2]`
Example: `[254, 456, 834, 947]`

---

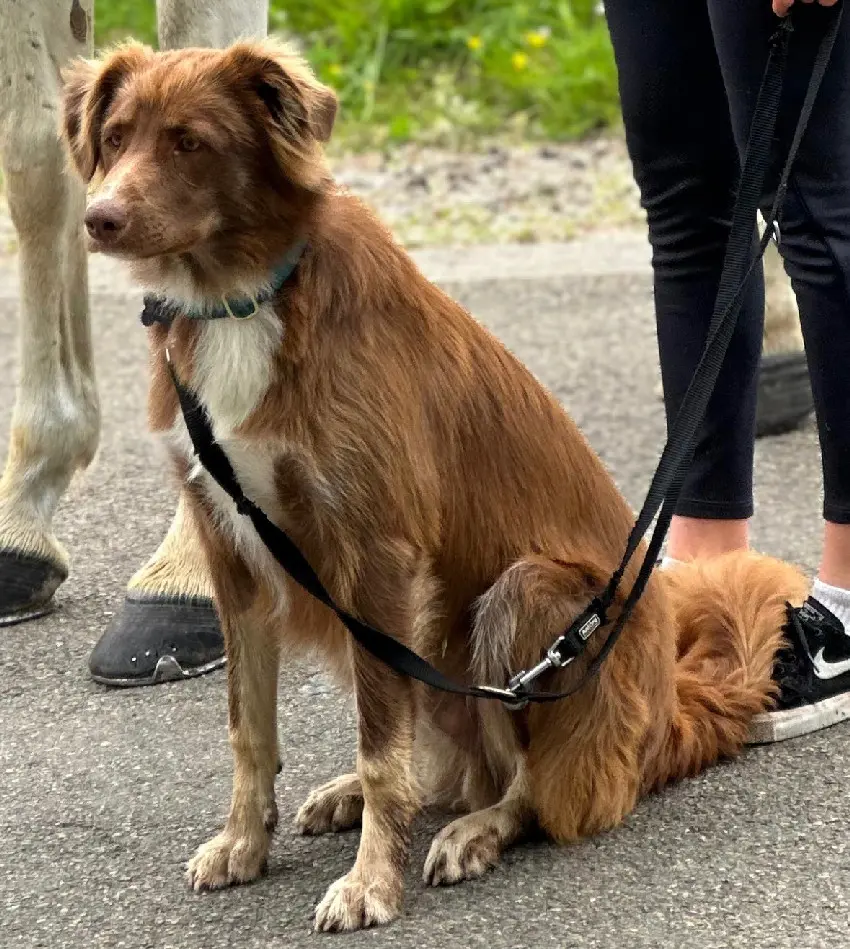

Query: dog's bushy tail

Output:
[645, 552, 808, 790]
[469, 550, 808, 839]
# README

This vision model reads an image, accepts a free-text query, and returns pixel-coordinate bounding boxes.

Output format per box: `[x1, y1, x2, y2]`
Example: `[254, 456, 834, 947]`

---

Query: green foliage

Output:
[94, 0, 620, 147]
[96, 1, 156, 47]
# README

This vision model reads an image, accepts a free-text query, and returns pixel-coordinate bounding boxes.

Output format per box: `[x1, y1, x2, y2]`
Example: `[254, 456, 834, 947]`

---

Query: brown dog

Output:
[61, 40, 807, 932]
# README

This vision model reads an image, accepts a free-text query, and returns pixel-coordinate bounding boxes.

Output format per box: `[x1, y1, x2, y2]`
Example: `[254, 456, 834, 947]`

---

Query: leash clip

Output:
[502, 599, 607, 711]
[505, 653, 573, 711]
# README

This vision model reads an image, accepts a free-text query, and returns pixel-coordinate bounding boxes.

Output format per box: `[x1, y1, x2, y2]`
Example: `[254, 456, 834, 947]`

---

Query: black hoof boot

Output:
[755, 352, 815, 438]
[0, 549, 68, 627]
[88, 593, 225, 687]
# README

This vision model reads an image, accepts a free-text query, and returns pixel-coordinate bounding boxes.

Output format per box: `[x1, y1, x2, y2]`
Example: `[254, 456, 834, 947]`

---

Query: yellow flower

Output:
[512, 51, 529, 71]
[525, 29, 549, 48]
[328, 63, 343, 78]
[466, 35, 483, 51]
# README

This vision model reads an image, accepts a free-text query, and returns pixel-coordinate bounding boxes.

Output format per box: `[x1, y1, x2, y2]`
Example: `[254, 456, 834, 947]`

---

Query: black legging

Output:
[605, 0, 850, 523]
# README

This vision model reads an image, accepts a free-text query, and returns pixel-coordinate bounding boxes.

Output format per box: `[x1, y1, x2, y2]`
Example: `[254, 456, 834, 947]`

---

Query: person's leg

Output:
[604, 0, 765, 562]
[710, 2, 850, 582]
[820, 524, 850, 590]
[709, 0, 850, 740]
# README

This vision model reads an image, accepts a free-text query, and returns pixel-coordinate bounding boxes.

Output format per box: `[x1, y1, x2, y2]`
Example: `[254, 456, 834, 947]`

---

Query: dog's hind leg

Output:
[0, 0, 99, 625]
[186, 589, 281, 891]
[422, 620, 534, 886]
[469, 555, 659, 845]
[421, 556, 633, 889]
[295, 772, 364, 835]
[423, 750, 533, 886]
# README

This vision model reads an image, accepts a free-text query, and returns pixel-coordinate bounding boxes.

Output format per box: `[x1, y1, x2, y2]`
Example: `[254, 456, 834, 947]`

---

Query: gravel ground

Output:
[331, 134, 643, 247]
[0, 243, 839, 949]
[326, 136, 803, 354]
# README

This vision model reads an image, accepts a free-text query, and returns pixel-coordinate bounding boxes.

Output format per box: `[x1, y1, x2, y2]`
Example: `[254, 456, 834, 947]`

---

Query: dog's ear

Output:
[227, 40, 338, 156]
[61, 43, 152, 181]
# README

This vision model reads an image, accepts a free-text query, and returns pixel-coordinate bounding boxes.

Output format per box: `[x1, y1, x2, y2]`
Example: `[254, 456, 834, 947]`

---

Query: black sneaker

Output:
[749, 597, 850, 744]
[88, 594, 225, 687]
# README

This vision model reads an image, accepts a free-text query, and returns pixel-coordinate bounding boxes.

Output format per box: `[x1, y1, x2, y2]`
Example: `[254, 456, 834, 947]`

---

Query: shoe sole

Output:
[747, 692, 850, 744]
[90, 653, 226, 688]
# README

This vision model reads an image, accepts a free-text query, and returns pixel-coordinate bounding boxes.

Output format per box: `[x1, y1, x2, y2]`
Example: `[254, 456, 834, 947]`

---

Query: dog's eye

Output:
[106, 131, 122, 149]
[177, 134, 200, 153]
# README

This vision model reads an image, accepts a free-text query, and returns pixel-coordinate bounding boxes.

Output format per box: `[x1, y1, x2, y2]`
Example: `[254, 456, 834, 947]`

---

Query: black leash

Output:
[164, 7, 841, 708]
[167, 350, 528, 704]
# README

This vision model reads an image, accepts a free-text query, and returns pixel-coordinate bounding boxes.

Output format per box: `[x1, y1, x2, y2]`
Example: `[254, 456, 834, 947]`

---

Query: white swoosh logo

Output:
[813, 648, 850, 680]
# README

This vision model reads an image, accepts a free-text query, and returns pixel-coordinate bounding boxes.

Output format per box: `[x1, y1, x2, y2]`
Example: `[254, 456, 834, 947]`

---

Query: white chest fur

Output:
[165, 304, 291, 598]
[191, 304, 283, 438]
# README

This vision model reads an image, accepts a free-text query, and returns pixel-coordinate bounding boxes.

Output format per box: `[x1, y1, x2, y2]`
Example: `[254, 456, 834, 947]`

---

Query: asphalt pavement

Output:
[0, 233, 846, 949]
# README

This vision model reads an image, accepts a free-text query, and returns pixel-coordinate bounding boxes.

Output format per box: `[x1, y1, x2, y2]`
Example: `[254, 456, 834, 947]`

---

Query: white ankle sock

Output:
[811, 578, 850, 633]
[660, 556, 684, 571]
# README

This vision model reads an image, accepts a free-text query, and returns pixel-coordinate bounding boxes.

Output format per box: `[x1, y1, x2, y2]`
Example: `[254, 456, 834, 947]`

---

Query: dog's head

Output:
[61, 40, 337, 269]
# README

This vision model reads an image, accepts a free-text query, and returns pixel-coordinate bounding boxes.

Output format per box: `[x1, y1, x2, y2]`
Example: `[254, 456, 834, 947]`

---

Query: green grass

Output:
[95, 1, 620, 149]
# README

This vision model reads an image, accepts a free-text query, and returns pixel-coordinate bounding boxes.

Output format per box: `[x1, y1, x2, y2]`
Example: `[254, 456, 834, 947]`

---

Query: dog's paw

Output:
[186, 830, 270, 892]
[296, 773, 363, 836]
[313, 872, 401, 932]
[423, 816, 502, 886]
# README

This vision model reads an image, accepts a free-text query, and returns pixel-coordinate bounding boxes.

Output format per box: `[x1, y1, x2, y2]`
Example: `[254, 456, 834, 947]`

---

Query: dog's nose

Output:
[84, 200, 128, 242]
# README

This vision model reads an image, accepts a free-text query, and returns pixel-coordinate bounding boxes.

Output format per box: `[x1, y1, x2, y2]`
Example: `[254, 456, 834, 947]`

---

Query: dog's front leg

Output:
[314, 645, 418, 932]
[187, 597, 280, 891]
